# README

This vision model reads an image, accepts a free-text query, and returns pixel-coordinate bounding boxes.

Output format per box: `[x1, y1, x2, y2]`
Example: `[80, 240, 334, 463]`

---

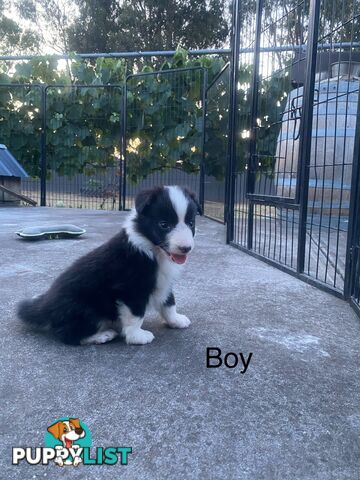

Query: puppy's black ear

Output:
[184, 188, 202, 216]
[135, 187, 162, 214]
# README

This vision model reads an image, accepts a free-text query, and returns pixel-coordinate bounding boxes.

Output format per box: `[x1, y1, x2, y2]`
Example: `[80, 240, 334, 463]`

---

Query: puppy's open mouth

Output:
[170, 253, 187, 265]
[160, 247, 188, 264]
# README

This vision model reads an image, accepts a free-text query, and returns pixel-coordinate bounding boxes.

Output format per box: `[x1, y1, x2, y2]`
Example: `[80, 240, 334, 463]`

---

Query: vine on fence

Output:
[0, 48, 290, 183]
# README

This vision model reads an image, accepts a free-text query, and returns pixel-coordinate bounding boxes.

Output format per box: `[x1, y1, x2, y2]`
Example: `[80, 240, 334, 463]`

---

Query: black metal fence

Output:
[44, 85, 123, 209]
[347, 70, 360, 314]
[1, 0, 360, 313]
[0, 83, 124, 209]
[227, 0, 360, 308]
[0, 84, 42, 205]
[122, 67, 206, 210]
[0, 70, 208, 211]
[203, 63, 230, 222]
[0, 66, 227, 214]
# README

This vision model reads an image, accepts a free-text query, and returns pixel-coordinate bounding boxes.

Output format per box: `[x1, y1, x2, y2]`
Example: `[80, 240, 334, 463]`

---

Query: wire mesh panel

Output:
[231, 1, 258, 248]
[352, 248, 360, 310]
[248, 0, 311, 270]
[252, 205, 299, 268]
[350, 166, 360, 310]
[304, 0, 360, 291]
[0, 84, 42, 206]
[349, 81, 360, 311]
[123, 68, 205, 209]
[229, 0, 360, 297]
[203, 64, 230, 222]
[254, 0, 308, 202]
[45, 85, 122, 209]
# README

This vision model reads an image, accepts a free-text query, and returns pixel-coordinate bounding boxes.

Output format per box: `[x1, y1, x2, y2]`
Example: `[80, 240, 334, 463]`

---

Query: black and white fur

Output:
[17, 185, 201, 346]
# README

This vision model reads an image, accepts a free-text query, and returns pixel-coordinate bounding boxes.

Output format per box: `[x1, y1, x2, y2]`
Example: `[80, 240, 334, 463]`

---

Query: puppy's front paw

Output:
[166, 313, 191, 329]
[125, 328, 155, 345]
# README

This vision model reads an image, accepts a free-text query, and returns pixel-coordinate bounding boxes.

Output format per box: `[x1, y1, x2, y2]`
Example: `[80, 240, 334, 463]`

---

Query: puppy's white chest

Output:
[149, 257, 182, 308]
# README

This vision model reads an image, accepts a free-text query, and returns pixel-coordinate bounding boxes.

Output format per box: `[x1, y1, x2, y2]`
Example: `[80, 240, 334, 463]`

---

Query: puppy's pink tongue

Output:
[171, 254, 187, 264]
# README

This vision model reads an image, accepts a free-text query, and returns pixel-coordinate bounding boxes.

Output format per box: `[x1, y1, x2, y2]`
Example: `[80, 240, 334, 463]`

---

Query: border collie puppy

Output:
[17, 186, 201, 346]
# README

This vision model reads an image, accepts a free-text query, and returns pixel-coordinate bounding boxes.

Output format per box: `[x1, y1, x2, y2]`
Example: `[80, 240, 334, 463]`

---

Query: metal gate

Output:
[346, 93, 360, 314]
[0, 84, 123, 209]
[122, 67, 207, 210]
[44, 85, 123, 209]
[1, 69, 207, 211]
[203, 63, 230, 223]
[227, 0, 360, 300]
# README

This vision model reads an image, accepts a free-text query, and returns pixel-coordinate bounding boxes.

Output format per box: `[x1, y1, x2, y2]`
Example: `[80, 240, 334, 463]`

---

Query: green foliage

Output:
[236, 64, 292, 178]
[45, 86, 124, 177]
[255, 70, 293, 176]
[125, 68, 204, 182]
[204, 66, 230, 180]
[0, 51, 226, 182]
[205, 62, 292, 181]
[0, 0, 39, 55]
[0, 84, 43, 176]
[0, 50, 292, 183]
[68, 0, 229, 53]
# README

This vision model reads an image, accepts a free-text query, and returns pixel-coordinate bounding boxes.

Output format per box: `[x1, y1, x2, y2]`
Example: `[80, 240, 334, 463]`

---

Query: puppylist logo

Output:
[12, 418, 132, 467]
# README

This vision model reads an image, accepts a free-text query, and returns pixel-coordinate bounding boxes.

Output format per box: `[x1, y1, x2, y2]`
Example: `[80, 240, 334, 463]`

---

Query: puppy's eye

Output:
[187, 220, 194, 228]
[159, 221, 171, 230]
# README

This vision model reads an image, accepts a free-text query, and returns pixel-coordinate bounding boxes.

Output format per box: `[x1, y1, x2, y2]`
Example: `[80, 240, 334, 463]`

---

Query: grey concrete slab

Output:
[1, 206, 359, 480]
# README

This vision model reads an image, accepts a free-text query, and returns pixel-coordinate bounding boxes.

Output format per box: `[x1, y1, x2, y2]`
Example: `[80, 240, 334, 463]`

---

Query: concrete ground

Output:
[1, 207, 359, 480]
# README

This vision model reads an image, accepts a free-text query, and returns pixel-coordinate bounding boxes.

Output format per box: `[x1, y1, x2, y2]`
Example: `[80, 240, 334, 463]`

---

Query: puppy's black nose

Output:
[75, 428, 83, 435]
[178, 246, 191, 254]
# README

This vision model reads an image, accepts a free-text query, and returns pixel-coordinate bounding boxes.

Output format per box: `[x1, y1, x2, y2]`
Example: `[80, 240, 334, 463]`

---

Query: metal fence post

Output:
[119, 83, 126, 211]
[246, 0, 263, 251]
[199, 68, 208, 211]
[344, 91, 360, 298]
[121, 80, 128, 211]
[40, 85, 47, 206]
[296, 0, 321, 273]
[226, 0, 241, 243]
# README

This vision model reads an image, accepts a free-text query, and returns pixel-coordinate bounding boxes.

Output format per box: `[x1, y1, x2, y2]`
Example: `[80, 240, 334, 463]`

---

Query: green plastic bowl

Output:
[16, 224, 86, 240]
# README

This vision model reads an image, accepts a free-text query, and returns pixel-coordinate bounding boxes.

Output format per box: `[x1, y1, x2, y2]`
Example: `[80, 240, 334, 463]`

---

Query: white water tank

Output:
[275, 62, 359, 215]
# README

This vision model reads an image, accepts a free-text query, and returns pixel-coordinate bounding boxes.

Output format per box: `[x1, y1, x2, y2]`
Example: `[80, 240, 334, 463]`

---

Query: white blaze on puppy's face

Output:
[166, 185, 189, 222]
[165, 186, 195, 261]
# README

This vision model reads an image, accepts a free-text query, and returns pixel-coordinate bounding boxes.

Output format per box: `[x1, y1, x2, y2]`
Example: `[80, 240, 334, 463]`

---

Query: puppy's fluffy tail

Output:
[17, 296, 48, 330]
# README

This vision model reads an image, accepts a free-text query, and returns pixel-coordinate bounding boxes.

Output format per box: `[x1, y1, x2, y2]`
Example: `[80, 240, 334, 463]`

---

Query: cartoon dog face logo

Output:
[47, 418, 86, 466]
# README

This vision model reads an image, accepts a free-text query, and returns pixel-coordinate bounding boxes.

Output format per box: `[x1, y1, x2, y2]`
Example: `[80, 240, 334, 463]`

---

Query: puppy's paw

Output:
[166, 313, 191, 329]
[80, 329, 118, 345]
[125, 328, 154, 345]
